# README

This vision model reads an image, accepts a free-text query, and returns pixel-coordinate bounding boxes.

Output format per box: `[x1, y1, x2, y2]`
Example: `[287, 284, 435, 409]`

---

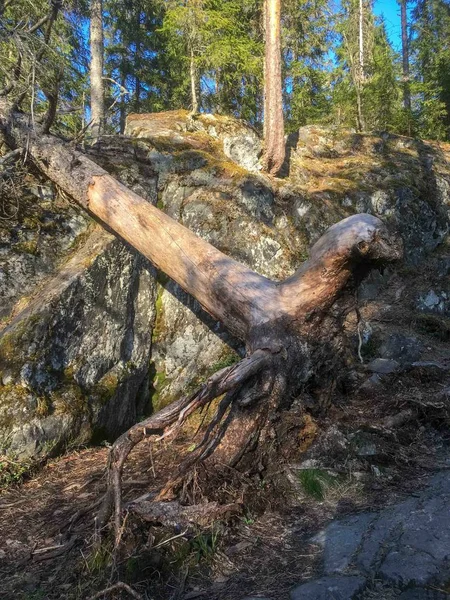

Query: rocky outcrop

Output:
[0, 227, 156, 458]
[1, 112, 449, 460]
[287, 126, 450, 264]
[0, 179, 89, 321]
[125, 110, 262, 172]
[290, 471, 450, 599]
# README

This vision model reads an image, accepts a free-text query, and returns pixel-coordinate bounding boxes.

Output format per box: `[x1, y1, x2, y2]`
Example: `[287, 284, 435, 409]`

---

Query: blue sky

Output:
[373, 0, 409, 52]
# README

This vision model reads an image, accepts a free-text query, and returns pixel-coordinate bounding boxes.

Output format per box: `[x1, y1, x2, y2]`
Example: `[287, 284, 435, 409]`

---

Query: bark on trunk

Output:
[400, 0, 412, 116]
[356, 85, 365, 132]
[262, 0, 285, 176]
[90, 0, 105, 138]
[359, 0, 365, 79]
[190, 49, 199, 114]
[119, 71, 126, 134]
[0, 103, 403, 535]
[356, 0, 366, 132]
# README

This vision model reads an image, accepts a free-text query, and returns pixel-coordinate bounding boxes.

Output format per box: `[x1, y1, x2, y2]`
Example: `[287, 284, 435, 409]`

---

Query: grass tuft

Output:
[297, 468, 336, 500]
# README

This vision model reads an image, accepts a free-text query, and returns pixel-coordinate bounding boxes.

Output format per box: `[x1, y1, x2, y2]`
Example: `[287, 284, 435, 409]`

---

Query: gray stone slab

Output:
[302, 472, 450, 594]
[320, 513, 375, 574]
[367, 358, 400, 374]
[290, 576, 366, 600]
[380, 548, 440, 585]
[356, 497, 419, 572]
[399, 589, 450, 600]
[429, 471, 450, 495]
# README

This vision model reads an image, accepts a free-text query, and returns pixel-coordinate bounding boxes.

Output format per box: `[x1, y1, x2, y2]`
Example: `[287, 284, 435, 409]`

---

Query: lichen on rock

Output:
[1, 112, 449, 461]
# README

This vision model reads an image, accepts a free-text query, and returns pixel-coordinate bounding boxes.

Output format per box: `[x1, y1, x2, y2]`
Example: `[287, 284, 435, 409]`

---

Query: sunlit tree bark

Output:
[262, 0, 285, 175]
[90, 0, 105, 137]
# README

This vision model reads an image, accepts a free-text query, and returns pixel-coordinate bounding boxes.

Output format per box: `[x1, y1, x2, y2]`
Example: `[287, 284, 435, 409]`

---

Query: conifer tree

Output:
[282, 0, 333, 131]
[411, 0, 450, 139]
[399, 0, 412, 114]
[333, 0, 401, 133]
[90, 0, 105, 137]
[161, 0, 207, 113]
[262, 0, 285, 175]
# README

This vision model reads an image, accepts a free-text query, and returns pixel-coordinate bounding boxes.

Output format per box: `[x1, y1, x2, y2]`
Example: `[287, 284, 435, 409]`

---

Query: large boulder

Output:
[0, 227, 156, 458]
[1, 112, 449, 460]
[287, 127, 450, 263]
[125, 110, 262, 172]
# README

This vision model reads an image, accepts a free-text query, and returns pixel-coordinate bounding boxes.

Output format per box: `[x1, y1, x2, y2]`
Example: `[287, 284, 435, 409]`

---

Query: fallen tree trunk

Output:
[0, 102, 403, 537]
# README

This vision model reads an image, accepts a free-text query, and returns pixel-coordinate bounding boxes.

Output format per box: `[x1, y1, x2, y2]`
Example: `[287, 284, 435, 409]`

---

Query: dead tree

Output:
[0, 102, 402, 537]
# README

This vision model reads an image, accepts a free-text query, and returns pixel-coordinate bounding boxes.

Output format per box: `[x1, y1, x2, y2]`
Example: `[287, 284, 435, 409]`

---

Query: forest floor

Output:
[1, 247, 450, 600]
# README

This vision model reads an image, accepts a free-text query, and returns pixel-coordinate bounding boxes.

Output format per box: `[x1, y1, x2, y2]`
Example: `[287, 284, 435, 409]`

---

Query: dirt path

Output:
[1, 366, 449, 600]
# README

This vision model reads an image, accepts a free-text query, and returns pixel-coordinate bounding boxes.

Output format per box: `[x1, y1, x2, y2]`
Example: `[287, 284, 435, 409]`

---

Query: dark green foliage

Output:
[333, 1, 402, 133]
[0, 456, 34, 488]
[411, 0, 450, 139]
[282, 0, 334, 132]
[1, 0, 449, 143]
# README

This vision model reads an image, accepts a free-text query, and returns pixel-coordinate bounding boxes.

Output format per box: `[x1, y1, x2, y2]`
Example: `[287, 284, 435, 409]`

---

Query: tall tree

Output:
[282, 0, 333, 132]
[90, 0, 105, 136]
[400, 0, 412, 115]
[334, 1, 401, 133]
[355, 0, 369, 130]
[161, 0, 207, 113]
[412, 0, 450, 139]
[262, 0, 285, 175]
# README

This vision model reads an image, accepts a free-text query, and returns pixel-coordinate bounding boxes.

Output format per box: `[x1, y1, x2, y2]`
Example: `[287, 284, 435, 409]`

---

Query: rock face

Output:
[0, 179, 89, 321]
[125, 110, 262, 172]
[294, 472, 450, 599]
[288, 126, 450, 264]
[0, 228, 156, 457]
[1, 111, 449, 459]
[0, 149, 159, 458]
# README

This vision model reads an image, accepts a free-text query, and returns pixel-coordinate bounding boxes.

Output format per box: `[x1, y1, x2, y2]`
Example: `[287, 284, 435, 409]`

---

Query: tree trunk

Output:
[119, 70, 127, 134]
[356, 0, 366, 132]
[90, 0, 105, 138]
[359, 0, 365, 80]
[135, 6, 142, 113]
[190, 48, 199, 114]
[400, 0, 412, 117]
[262, 0, 285, 175]
[0, 102, 403, 534]
[356, 83, 365, 132]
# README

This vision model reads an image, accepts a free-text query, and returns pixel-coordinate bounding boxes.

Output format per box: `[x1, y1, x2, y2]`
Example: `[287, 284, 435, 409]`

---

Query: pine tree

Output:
[333, 0, 401, 133]
[399, 0, 412, 115]
[0, 0, 87, 136]
[90, 0, 105, 137]
[161, 0, 208, 113]
[411, 0, 450, 139]
[281, 0, 333, 132]
[262, 0, 285, 175]
[160, 0, 263, 122]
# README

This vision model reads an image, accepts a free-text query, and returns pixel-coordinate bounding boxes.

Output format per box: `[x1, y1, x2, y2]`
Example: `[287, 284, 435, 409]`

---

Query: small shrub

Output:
[0, 456, 33, 488]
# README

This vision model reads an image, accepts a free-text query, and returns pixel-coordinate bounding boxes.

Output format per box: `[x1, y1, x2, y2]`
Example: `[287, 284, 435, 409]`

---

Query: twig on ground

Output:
[86, 581, 144, 600]
[32, 537, 77, 561]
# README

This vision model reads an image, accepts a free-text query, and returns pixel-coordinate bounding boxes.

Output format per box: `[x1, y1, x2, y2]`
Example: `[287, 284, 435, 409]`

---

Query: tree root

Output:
[96, 350, 272, 543]
[128, 498, 240, 528]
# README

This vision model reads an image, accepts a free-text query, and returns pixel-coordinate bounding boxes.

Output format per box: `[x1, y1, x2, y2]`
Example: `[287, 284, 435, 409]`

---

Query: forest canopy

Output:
[0, 0, 449, 142]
